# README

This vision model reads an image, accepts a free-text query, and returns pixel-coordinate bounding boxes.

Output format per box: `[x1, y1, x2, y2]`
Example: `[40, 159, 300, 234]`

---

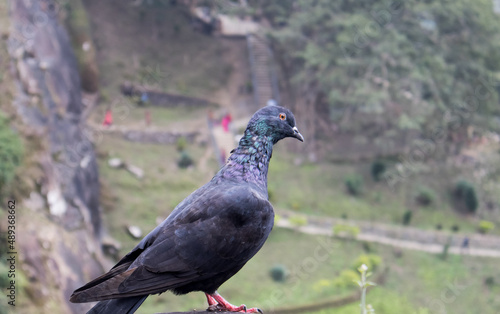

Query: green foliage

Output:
[269, 264, 288, 283]
[312, 278, 333, 292]
[0, 238, 10, 290]
[453, 180, 479, 213]
[352, 254, 382, 272]
[269, 0, 500, 134]
[402, 210, 413, 226]
[289, 215, 308, 227]
[333, 224, 360, 239]
[484, 276, 495, 287]
[361, 241, 373, 253]
[371, 160, 386, 182]
[415, 186, 436, 207]
[0, 113, 23, 194]
[331, 269, 359, 288]
[344, 174, 363, 196]
[177, 151, 193, 169]
[478, 220, 495, 234]
[451, 224, 460, 232]
[0, 262, 9, 290]
[176, 136, 187, 152]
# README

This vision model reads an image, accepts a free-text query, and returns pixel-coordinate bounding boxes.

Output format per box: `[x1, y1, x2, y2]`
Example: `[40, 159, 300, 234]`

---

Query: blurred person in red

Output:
[103, 109, 113, 127]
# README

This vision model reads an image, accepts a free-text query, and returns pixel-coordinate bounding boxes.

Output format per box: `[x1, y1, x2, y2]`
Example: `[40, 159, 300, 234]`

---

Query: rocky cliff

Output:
[7, 0, 109, 312]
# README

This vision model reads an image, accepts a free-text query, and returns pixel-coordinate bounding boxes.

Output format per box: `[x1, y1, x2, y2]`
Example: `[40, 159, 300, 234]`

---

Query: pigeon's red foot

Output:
[205, 292, 263, 313]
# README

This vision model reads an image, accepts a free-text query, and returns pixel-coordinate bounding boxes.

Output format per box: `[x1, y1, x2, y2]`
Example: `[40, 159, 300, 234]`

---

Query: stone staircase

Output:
[247, 34, 280, 109]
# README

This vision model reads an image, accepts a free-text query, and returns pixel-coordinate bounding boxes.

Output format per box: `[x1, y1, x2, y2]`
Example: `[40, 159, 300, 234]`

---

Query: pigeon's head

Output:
[247, 106, 304, 144]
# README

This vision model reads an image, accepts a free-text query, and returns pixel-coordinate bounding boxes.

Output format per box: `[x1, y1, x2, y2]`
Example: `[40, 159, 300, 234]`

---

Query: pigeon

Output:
[70, 105, 304, 313]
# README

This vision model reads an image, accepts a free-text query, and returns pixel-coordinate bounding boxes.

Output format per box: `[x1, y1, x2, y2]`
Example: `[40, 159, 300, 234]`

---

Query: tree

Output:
[260, 0, 500, 149]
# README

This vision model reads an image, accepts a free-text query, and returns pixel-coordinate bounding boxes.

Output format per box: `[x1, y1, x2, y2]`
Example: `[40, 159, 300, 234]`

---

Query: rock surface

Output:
[8, 0, 109, 312]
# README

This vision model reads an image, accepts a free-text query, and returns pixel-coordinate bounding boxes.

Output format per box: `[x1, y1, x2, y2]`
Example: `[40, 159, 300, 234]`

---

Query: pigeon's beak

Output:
[292, 126, 304, 142]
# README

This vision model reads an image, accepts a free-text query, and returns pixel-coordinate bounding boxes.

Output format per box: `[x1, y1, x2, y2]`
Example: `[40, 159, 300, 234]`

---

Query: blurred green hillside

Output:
[2, 0, 500, 313]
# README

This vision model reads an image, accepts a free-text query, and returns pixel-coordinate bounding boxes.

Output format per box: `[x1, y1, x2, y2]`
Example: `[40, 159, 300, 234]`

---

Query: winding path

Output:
[275, 209, 500, 258]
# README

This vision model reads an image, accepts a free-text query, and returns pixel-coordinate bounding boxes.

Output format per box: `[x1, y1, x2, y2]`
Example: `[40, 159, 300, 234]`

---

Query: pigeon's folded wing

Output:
[124, 185, 274, 288]
[172, 185, 273, 262]
[72, 185, 273, 301]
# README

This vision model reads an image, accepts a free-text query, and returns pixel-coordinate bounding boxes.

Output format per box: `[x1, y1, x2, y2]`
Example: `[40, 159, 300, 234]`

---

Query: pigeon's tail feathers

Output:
[70, 266, 138, 302]
[87, 295, 148, 314]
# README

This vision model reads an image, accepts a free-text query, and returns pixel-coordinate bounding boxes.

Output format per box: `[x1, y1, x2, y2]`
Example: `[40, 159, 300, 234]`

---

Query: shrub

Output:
[451, 224, 460, 232]
[453, 180, 479, 213]
[332, 269, 359, 288]
[352, 254, 382, 272]
[177, 151, 194, 168]
[464, 187, 479, 213]
[371, 160, 386, 182]
[176, 136, 187, 152]
[436, 224, 443, 230]
[333, 224, 360, 239]
[269, 264, 288, 283]
[415, 186, 436, 207]
[484, 276, 495, 287]
[361, 241, 373, 253]
[345, 174, 363, 196]
[478, 220, 495, 234]
[402, 210, 413, 225]
[0, 114, 23, 194]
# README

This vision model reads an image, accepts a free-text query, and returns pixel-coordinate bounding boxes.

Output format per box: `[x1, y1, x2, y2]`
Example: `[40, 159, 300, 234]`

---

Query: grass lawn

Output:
[267, 146, 500, 236]
[132, 228, 500, 313]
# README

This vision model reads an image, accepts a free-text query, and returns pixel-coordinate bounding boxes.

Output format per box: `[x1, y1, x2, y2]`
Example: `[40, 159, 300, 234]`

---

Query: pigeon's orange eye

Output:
[279, 113, 286, 121]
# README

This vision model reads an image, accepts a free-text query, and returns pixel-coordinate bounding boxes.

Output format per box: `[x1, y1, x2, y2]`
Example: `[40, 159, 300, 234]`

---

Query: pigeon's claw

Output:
[206, 294, 218, 306]
[205, 292, 262, 313]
